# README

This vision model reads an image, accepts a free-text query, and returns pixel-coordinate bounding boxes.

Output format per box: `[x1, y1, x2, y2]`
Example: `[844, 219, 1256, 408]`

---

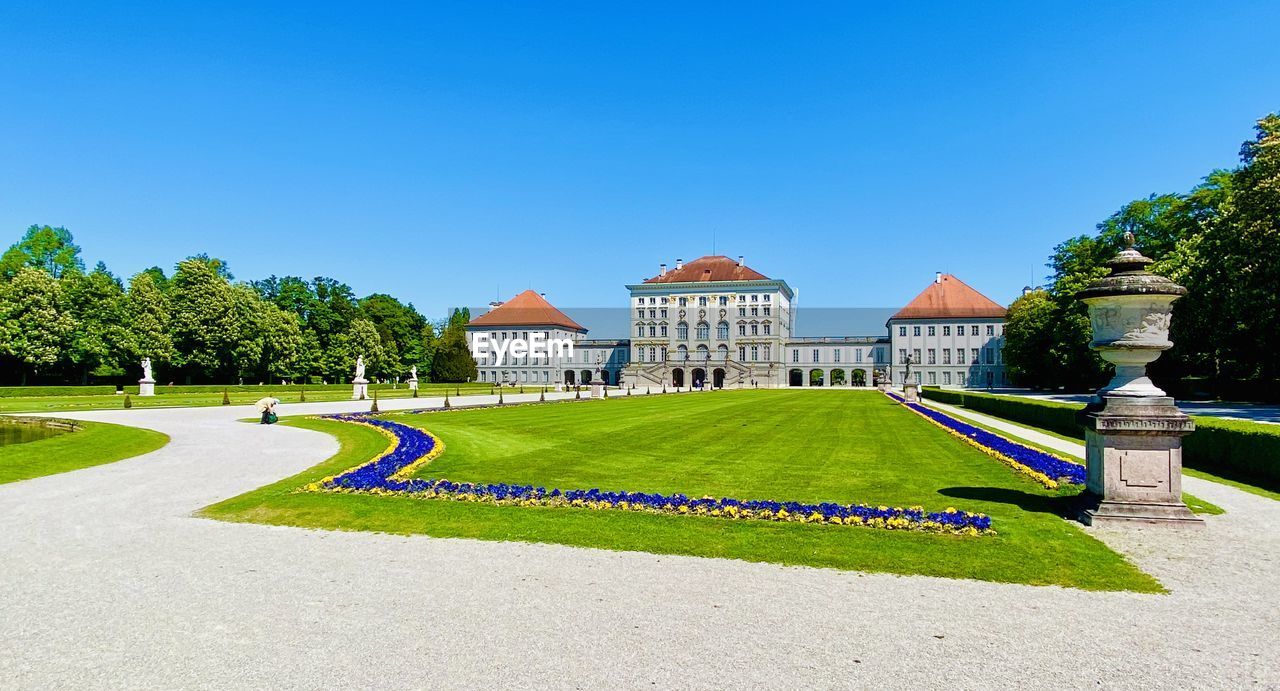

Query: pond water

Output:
[0, 422, 68, 447]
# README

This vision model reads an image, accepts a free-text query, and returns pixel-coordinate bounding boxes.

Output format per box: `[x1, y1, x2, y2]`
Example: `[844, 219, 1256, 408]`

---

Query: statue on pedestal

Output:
[354, 355, 366, 382]
[141, 357, 153, 381]
[351, 355, 369, 400]
[138, 356, 156, 396]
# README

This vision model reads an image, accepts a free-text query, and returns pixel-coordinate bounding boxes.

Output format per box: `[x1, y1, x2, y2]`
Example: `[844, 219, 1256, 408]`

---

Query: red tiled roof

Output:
[467, 290, 586, 331]
[643, 255, 769, 284]
[891, 274, 1007, 319]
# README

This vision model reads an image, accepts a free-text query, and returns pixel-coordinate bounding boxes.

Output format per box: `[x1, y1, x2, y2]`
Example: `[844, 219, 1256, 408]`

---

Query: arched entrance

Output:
[852, 369, 867, 387]
[713, 368, 725, 389]
[672, 368, 685, 388]
[830, 369, 847, 386]
[565, 370, 576, 385]
[599, 371, 610, 385]
[809, 369, 824, 387]
[788, 368, 803, 387]
[691, 368, 707, 388]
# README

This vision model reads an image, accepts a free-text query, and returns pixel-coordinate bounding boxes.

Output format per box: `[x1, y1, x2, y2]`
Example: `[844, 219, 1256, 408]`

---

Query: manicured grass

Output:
[0, 419, 169, 484]
[929, 405, 1225, 515]
[204, 390, 1163, 592]
[0, 383, 499, 414]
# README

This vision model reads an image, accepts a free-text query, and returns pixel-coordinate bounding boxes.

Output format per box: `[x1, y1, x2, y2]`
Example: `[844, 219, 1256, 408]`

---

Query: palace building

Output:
[466, 256, 1008, 389]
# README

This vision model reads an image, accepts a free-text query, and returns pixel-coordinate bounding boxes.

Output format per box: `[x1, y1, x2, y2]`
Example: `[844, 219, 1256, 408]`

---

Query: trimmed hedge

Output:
[0, 386, 117, 398]
[921, 387, 1280, 492]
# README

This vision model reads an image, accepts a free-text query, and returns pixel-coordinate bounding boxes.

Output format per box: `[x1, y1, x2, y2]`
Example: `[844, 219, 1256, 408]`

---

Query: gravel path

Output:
[1, 392, 1277, 689]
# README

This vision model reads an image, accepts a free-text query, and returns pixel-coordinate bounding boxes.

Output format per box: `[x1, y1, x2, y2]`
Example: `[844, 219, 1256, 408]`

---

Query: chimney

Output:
[935, 272, 942, 284]
[539, 292, 546, 299]
[660, 263, 667, 276]
[737, 255, 744, 267]
[676, 258, 683, 270]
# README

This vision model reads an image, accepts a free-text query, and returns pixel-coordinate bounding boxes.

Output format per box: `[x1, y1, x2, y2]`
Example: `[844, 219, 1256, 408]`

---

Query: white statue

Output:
[354, 355, 366, 381]
[141, 357, 153, 381]
[409, 365, 418, 380]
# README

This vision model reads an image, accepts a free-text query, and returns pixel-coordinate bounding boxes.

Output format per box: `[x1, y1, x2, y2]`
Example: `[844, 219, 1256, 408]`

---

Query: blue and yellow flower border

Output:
[302, 412, 995, 536]
[886, 391, 1086, 489]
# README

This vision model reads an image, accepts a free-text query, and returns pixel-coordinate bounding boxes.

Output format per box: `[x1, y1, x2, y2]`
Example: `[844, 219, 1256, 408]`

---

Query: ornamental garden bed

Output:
[201, 390, 1163, 592]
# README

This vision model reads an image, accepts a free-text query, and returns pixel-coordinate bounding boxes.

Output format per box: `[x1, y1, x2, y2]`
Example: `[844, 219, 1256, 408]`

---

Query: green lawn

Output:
[0, 383, 500, 414]
[204, 390, 1163, 592]
[0, 419, 169, 484]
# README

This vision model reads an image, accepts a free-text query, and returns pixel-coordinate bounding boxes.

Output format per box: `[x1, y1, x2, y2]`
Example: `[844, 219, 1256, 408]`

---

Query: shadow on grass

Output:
[938, 486, 1079, 518]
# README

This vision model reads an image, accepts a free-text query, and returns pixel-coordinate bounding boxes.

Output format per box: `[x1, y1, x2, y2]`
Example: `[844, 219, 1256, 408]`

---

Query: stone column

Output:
[1076, 233, 1201, 527]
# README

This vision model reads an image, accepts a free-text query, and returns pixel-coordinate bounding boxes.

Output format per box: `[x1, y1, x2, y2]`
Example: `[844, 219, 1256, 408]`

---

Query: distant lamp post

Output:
[1076, 232, 1201, 527]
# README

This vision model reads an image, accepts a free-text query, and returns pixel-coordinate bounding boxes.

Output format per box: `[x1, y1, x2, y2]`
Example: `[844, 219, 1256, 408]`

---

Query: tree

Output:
[430, 315, 476, 383]
[124, 271, 176, 367]
[1002, 290, 1059, 387]
[62, 264, 129, 382]
[1, 225, 84, 279]
[168, 258, 239, 380]
[0, 268, 75, 383]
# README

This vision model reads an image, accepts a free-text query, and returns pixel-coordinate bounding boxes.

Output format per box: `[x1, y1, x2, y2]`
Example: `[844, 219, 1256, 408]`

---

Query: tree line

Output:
[1003, 113, 1280, 398]
[0, 232, 479, 385]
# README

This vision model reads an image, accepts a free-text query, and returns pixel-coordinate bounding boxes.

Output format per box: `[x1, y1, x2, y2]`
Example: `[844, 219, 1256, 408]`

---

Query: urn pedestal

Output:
[589, 380, 604, 399]
[902, 382, 920, 403]
[406, 377, 419, 392]
[1075, 233, 1202, 528]
[351, 378, 369, 400]
[138, 378, 156, 397]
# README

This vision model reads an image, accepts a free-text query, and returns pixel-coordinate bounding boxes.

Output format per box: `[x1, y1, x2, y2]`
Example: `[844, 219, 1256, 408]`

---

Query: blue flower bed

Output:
[311, 412, 994, 535]
[886, 392, 1086, 487]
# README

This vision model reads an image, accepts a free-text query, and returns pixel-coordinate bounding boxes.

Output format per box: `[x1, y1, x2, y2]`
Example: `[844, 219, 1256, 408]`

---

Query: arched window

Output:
[696, 321, 709, 339]
[677, 321, 689, 340]
[717, 344, 728, 360]
[717, 321, 729, 339]
[696, 344, 710, 360]
[677, 344, 688, 360]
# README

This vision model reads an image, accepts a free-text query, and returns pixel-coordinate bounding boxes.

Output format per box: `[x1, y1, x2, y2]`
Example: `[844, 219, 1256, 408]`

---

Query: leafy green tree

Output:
[124, 271, 176, 367]
[62, 264, 129, 382]
[0, 268, 75, 383]
[168, 258, 239, 380]
[1002, 290, 1059, 387]
[430, 314, 476, 383]
[1, 225, 84, 279]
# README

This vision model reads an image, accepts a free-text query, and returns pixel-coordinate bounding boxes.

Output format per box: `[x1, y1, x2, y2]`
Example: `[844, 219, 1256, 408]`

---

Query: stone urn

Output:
[1076, 232, 1201, 527]
[1078, 234, 1185, 398]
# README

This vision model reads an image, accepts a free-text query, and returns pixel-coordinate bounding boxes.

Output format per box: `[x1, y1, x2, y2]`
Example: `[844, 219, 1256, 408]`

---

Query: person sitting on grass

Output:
[256, 397, 280, 425]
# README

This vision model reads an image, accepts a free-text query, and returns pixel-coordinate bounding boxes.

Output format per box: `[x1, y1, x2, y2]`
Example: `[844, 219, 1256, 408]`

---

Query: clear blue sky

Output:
[2, 2, 1277, 317]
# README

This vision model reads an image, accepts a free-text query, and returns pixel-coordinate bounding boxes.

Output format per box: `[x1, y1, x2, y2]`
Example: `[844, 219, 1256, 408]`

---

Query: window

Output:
[677, 322, 688, 340]
[913, 349, 921, 364]
[696, 322, 709, 339]
[738, 307, 746, 317]
[636, 309, 644, 318]
[793, 349, 800, 363]
[834, 349, 841, 363]
[812, 349, 820, 363]
[660, 308, 667, 318]
[751, 345, 759, 361]
[763, 294, 770, 302]
[855, 349, 863, 363]
[738, 294, 746, 302]
[943, 326, 951, 336]
[738, 346, 746, 360]
[928, 372, 936, 385]
[750, 323, 758, 336]
[660, 346, 667, 360]
[763, 306, 771, 316]
[971, 348, 980, 363]
[751, 294, 758, 302]
[751, 306, 758, 317]
[943, 349, 952, 365]
[717, 321, 729, 339]
[679, 297, 687, 306]
[763, 345, 771, 359]
[958, 372, 966, 387]
[915, 372, 922, 384]
[928, 326, 936, 336]
[738, 323, 747, 336]
[719, 296, 728, 306]
[927, 348, 936, 364]
[943, 372, 952, 385]
[899, 326, 907, 336]
[636, 324, 644, 336]
[899, 348, 908, 364]
[984, 348, 994, 364]
[648, 325, 656, 337]
[987, 325, 995, 336]
[660, 325, 668, 337]
[763, 323, 771, 335]
[971, 325, 979, 336]
[956, 348, 964, 363]
[635, 347, 644, 362]
[913, 326, 921, 337]
[698, 296, 708, 307]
